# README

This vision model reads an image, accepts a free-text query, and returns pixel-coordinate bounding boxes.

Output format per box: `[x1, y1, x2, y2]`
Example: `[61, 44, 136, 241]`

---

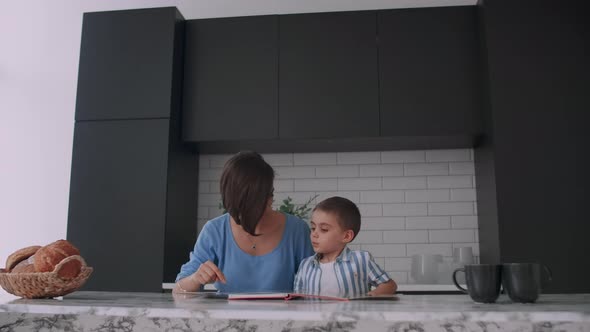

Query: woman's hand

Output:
[193, 260, 227, 285]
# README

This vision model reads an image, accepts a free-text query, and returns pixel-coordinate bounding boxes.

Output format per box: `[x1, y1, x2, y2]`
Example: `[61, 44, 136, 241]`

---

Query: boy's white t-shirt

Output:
[319, 261, 340, 296]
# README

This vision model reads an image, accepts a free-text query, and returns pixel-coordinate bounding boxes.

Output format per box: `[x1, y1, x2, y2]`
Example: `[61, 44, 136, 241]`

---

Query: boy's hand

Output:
[368, 279, 397, 295]
[193, 260, 227, 284]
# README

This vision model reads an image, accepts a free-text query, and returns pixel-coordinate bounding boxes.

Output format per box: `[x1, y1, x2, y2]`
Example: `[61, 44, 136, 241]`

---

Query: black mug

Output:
[453, 264, 502, 303]
[502, 263, 552, 303]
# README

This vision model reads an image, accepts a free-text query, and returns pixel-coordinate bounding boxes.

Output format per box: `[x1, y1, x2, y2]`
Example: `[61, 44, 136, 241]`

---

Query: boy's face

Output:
[310, 210, 352, 256]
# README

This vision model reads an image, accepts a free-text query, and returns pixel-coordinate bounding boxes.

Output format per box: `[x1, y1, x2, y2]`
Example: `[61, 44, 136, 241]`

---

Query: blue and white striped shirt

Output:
[293, 247, 391, 297]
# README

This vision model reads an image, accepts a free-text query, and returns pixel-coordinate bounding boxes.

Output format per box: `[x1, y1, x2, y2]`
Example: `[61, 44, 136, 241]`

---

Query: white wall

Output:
[0, 0, 475, 292]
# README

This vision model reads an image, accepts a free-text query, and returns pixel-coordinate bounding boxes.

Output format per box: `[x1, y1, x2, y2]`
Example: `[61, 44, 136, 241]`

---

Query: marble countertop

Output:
[1, 291, 589, 322]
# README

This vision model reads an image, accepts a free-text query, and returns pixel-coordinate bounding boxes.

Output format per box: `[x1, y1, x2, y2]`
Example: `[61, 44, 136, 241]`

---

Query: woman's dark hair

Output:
[220, 151, 275, 236]
[313, 196, 361, 240]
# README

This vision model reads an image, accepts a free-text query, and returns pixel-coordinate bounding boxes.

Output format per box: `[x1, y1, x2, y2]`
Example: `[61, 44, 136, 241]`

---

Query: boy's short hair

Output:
[313, 196, 361, 240]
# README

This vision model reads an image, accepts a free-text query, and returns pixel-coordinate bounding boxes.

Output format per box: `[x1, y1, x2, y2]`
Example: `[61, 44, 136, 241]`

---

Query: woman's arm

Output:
[368, 279, 397, 295]
[173, 260, 226, 293]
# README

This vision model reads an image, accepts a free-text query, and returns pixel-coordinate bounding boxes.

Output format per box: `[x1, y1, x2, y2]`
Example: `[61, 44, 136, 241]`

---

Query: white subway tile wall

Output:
[197, 149, 479, 284]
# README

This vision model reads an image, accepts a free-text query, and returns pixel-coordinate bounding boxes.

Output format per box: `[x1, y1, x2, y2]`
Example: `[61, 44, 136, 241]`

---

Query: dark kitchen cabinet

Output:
[75, 7, 183, 121]
[279, 11, 380, 139]
[68, 120, 169, 291]
[378, 6, 482, 137]
[68, 7, 198, 291]
[182, 16, 279, 141]
[475, 0, 589, 292]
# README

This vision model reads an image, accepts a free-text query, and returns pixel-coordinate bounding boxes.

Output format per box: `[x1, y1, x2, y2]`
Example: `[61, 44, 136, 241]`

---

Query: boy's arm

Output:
[368, 279, 397, 295]
[365, 251, 397, 295]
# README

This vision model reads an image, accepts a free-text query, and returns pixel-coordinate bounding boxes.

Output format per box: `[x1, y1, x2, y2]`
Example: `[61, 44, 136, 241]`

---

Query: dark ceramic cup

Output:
[453, 264, 502, 303]
[502, 263, 552, 303]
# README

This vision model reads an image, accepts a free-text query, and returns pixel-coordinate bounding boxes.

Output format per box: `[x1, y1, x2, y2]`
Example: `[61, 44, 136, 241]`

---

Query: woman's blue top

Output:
[176, 213, 314, 293]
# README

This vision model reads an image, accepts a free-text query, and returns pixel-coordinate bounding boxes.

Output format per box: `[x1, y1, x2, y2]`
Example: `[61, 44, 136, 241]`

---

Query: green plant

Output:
[278, 194, 319, 220]
[217, 194, 319, 220]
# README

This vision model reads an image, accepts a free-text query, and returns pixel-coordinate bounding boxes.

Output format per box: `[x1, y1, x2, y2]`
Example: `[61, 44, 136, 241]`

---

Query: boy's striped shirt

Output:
[293, 247, 391, 297]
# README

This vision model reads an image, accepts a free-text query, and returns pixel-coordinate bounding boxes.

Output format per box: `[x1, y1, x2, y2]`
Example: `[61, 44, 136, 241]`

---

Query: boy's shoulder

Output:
[342, 248, 375, 261]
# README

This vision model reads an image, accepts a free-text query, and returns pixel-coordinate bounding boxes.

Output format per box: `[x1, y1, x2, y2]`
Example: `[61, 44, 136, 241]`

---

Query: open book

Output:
[227, 292, 398, 301]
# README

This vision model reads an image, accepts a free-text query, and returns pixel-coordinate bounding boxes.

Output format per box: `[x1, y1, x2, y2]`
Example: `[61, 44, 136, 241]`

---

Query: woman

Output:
[174, 151, 314, 293]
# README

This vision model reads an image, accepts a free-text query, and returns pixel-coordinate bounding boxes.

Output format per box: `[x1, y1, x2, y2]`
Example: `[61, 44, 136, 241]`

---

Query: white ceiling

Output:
[80, 0, 477, 20]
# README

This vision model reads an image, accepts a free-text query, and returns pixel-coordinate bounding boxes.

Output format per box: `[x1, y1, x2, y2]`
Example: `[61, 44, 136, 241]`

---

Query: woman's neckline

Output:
[227, 212, 288, 257]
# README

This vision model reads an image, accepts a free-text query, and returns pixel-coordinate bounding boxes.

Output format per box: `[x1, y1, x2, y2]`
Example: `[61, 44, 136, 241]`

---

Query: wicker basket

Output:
[0, 255, 93, 299]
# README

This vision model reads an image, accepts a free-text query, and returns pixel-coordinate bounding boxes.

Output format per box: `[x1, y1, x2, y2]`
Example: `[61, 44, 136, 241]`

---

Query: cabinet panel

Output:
[75, 8, 181, 120]
[279, 11, 379, 139]
[182, 16, 278, 141]
[67, 120, 170, 292]
[378, 7, 482, 136]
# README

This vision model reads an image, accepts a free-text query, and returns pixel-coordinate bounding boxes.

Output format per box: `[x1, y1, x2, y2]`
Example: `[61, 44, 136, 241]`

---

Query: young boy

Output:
[294, 196, 397, 297]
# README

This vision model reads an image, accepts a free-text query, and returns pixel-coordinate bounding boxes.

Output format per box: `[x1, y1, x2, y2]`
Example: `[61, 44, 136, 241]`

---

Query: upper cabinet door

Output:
[279, 12, 379, 139]
[76, 8, 181, 121]
[378, 7, 482, 136]
[182, 16, 279, 141]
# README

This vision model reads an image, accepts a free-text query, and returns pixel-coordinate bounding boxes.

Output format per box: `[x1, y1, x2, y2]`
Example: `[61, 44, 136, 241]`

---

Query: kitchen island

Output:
[0, 291, 589, 331]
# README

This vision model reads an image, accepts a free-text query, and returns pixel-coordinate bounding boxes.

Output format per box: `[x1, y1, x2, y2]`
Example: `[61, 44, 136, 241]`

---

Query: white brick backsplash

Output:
[198, 149, 478, 285]
[348, 244, 362, 251]
[198, 181, 209, 194]
[449, 162, 475, 175]
[315, 165, 359, 178]
[198, 193, 221, 206]
[316, 191, 360, 203]
[360, 190, 404, 204]
[357, 204, 383, 217]
[404, 163, 449, 176]
[338, 178, 381, 190]
[361, 217, 405, 230]
[209, 154, 232, 168]
[273, 179, 294, 192]
[337, 152, 380, 164]
[429, 229, 475, 243]
[383, 230, 428, 243]
[407, 243, 453, 257]
[406, 216, 451, 229]
[199, 168, 223, 181]
[275, 166, 315, 179]
[427, 175, 473, 188]
[261, 153, 293, 166]
[208, 206, 225, 219]
[452, 243, 480, 256]
[451, 216, 478, 229]
[387, 271, 408, 283]
[373, 257, 385, 268]
[362, 244, 406, 257]
[426, 149, 471, 162]
[351, 231, 383, 244]
[294, 153, 337, 165]
[428, 202, 474, 216]
[199, 155, 210, 169]
[383, 203, 428, 216]
[383, 177, 427, 189]
[360, 164, 403, 177]
[294, 179, 337, 191]
[451, 188, 477, 201]
[198, 207, 209, 219]
[405, 189, 450, 202]
[273, 192, 317, 205]
[385, 258, 412, 271]
[381, 150, 426, 163]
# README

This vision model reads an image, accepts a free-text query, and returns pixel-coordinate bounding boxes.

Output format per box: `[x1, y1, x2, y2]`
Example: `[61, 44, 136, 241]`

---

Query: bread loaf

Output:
[11, 256, 36, 273]
[5, 245, 41, 272]
[33, 240, 80, 273]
